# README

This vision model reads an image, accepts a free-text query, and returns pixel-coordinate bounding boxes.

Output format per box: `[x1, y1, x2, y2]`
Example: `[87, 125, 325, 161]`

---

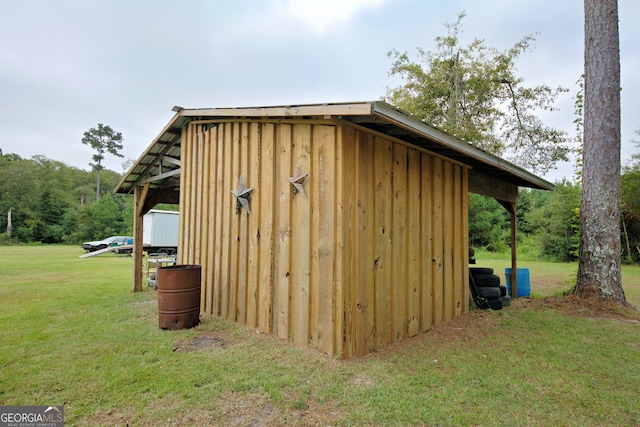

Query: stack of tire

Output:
[470, 267, 511, 310]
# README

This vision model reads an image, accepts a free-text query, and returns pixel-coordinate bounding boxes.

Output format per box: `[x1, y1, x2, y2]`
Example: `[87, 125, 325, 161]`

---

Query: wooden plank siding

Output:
[178, 121, 469, 358]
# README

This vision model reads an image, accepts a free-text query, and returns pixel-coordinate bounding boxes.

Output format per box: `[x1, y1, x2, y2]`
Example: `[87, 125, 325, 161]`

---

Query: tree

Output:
[468, 194, 509, 251]
[0, 153, 39, 242]
[34, 190, 66, 243]
[386, 12, 572, 174]
[575, 0, 627, 304]
[527, 180, 581, 261]
[81, 123, 124, 202]
[91, 193, 126, 238]
[621, 134, 640, 263]
[0, 151, 131, 244]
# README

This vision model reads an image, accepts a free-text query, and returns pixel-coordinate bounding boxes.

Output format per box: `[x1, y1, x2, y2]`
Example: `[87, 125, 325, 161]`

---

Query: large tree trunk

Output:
[576, 0, 626, 304]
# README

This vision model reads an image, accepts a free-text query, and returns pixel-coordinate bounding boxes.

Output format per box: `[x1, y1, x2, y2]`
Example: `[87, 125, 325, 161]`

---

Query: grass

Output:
[1, 245, 639, 426]
[473, 249, 640, 304]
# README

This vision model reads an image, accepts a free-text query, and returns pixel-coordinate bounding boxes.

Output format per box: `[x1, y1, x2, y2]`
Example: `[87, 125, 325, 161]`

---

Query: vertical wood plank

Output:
[180, 126, 192, 265]
[356, 131, 374, 355]
[407, 147, 421, 337]
[228, 123, 242, 322]
[373, 136, 393, 348]
[311, 125, 336, 355]
[452, 165, 463, 317]
[220, 123, 234, 319]
[205, 126, 218, 315]
[236, 123, 250, 324]
[258, 123, 275, 333]
[391, 143, 408, 341]
[274, 124, 292, 340]
[461, 167, 470, 313]
[246, 122, 261, 328]
[178, 127, 188, 264]
[199, 127, 210, 314]
[442, 161, 453, 322]
[420, 153, 433, 332]
[431, 157, 444, 326]
[188, 125, 199, 263]
[340, 126, 357, 357]
[195, 128, 204, 265]
[291, 124, 311, 347]
[213, 124, 226, 316]
[334, 127, 346, 357]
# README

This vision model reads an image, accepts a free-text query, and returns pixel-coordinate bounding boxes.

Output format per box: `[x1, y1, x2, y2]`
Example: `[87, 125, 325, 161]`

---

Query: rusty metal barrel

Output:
[157, 264, 201, 330]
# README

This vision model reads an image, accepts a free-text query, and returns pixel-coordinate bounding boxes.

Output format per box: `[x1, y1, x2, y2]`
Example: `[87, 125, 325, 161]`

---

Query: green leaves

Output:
[386, 12, 574, 174]
[0, 152, 130, 244]
[81, 123, 124, 171]
[81, 123, 124, 201]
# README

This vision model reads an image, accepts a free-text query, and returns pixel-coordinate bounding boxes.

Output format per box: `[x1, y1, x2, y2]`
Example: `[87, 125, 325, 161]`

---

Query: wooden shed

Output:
[116, 101, 553, 358]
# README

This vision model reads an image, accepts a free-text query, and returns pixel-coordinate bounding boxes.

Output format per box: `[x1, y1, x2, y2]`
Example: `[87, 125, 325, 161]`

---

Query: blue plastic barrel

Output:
[504, 268, 530, 297]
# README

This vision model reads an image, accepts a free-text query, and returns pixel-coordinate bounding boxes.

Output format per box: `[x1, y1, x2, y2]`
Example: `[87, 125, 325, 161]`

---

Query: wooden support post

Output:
[132, 183, 150, 292]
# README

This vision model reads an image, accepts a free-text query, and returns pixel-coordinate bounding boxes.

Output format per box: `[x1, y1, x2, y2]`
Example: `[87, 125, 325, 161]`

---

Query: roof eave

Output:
[114, 112, 186, 194]
[116, 101, 555, 194]
[371, 101, 555, 191]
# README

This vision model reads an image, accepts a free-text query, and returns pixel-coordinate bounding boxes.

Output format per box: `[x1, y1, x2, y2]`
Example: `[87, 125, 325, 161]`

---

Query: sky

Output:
[1, 0, 639, 184]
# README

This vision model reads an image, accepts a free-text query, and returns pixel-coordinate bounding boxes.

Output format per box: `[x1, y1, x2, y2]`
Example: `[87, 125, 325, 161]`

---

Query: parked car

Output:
[82, 236, 133, 252]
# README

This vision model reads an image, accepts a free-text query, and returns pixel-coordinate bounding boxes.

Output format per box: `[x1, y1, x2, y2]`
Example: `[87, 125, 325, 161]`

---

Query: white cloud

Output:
[1, 0, 639, 179]
[274, 0, 389, 34]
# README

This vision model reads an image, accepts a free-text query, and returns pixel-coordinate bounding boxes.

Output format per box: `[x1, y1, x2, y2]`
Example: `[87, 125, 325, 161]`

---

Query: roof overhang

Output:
[115, 101, 554, 200]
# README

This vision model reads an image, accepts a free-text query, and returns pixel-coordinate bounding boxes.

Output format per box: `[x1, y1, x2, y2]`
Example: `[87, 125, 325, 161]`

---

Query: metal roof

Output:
[115, 101, 554, 194]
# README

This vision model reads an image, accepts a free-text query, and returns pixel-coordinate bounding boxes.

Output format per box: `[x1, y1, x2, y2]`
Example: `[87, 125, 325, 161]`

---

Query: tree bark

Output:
[576, 0, 627, 304]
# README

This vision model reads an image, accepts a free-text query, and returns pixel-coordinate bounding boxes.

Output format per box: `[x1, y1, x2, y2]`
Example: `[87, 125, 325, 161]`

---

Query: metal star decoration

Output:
[288, 167, 309, 199]
[231, 177, 254, 214]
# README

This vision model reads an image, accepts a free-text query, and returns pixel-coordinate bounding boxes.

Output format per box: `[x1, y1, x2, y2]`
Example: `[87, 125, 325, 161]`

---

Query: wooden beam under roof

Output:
[179, 102, 374, 118]
[144, 168, 181, 184]
[468, 169, 518, 203]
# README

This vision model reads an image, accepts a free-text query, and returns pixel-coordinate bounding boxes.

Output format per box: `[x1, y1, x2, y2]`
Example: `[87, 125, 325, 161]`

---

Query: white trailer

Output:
[142, 209, 179, 255]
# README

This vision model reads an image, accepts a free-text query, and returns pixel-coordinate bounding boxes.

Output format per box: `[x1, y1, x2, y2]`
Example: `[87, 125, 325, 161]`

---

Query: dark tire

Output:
[470, 267, 493, 276]
[473, 274, 500, 287]
[488, 298, 504, 310]
[97, 245, 107, 251]
[501, 295, 512, 307]
[472, 297, 490, 310]
[499, 285, 508, 297]
[476, 287, 501, 299]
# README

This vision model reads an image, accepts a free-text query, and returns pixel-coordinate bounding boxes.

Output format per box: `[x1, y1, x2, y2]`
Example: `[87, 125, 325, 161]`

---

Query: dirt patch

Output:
[172, 328, 242, 353]
[83, 407, 137, 427]
[539, 294, 640, 321]
[345, 296, 639, 363]
[342, 307, 509, 363]
[215, 391, 344, 426]
[216, 391, 280, 426]
[173, 335, 227, 353]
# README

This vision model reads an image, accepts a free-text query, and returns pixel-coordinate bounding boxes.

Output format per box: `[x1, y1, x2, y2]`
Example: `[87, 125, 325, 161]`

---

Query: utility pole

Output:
[6, 208, 12, 239]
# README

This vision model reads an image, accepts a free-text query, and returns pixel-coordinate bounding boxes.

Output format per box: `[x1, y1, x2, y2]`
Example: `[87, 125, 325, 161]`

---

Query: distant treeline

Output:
[1, 152, 639, 262]
[471, 171, 640, 263]
[0, 153, 133, 245]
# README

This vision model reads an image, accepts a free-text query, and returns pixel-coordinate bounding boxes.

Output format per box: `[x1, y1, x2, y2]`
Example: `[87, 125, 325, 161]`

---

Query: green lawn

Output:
[473, 255, 640, 306]
[1, 245, 639, 426]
